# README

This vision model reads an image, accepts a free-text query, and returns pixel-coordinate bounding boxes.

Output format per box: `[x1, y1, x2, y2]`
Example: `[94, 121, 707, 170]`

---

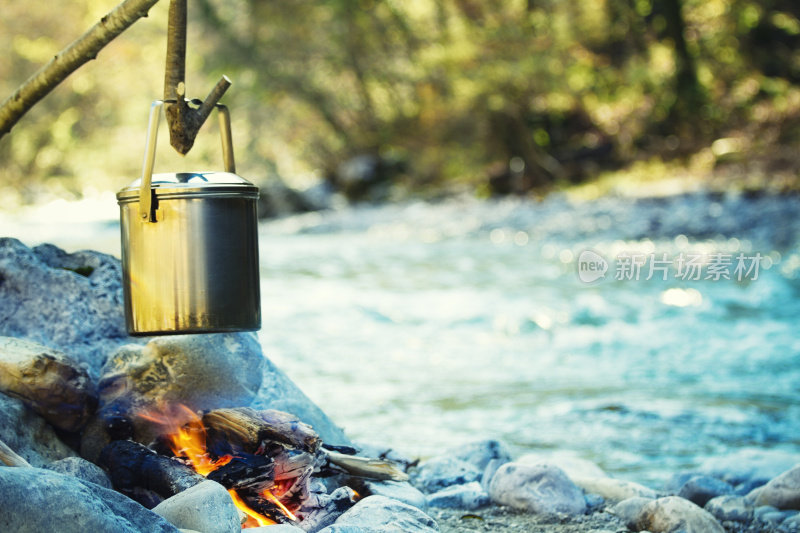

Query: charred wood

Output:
[202, 407, 320, 455]
[206, 454, 274, 492]
[98, 440, 204, 507]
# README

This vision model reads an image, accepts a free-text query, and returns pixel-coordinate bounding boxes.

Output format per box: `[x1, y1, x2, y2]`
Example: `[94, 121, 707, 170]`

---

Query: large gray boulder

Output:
[0, 467, 180, 533]
[0, 392, 75, 466]
[81, 332, 265, 460]
[0, 238, 131, 379]
[45, 456, 113, 489]
[0, 238, 349, 457]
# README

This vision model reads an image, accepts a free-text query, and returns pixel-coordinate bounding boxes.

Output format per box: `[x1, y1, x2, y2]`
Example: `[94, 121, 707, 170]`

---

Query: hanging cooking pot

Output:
[116, 101, 260, 335]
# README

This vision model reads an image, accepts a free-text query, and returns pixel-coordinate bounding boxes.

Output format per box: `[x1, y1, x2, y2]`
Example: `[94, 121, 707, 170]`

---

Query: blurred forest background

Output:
[1, 0, 799, 207]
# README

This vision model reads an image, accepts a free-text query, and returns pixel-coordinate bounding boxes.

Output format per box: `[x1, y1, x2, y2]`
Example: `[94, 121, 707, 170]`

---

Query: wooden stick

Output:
[325, 450, 409, 482]
[0, 0, 160, 138]
[0, 438, 31, 467]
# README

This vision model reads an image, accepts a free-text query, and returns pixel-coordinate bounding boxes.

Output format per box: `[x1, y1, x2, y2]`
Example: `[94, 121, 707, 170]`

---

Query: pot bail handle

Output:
[139, 100, 237, 223]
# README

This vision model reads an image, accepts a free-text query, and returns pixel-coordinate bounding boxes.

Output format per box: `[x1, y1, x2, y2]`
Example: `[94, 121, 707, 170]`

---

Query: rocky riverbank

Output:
[1, 217, 799, 532]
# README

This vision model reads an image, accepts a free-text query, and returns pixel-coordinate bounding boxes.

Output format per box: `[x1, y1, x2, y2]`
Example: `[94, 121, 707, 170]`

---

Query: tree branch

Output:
[0, 0, 160, 139]
[163, 0, 230, 154]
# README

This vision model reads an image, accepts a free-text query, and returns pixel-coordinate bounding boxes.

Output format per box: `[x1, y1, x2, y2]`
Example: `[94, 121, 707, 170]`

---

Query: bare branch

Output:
[163, 0, 231, 154]
[0, 0, 160, 139]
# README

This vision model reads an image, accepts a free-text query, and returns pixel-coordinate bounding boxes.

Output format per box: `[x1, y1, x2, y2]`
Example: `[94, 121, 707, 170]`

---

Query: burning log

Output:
[98, 439, 204, 507]
[0, 337, 97, 432]
[201, 407, 407, 481]
[206, 454, 274, 492]
[202, 407, 320, 455]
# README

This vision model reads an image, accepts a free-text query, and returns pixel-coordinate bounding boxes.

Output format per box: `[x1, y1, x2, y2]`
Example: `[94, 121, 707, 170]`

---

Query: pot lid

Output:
[117, 171, 258, 201]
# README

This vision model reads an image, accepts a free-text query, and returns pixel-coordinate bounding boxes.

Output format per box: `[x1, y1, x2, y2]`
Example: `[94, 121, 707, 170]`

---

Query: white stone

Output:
[489, 462, 586, 515]
[755, 464, 800, 510]
[153, 480, 240, 533]
[320, 495, 438, 533]
[636, 496, 724, 533]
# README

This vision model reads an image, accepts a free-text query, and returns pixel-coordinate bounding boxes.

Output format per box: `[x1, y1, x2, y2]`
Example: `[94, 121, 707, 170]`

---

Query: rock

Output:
[481, 457, 508, 492]
[152, 480, 240, 533]
[256, 179, 318, 219]
[488, 462, 587, 515]
[355, 442, 416, 471]
[754, 504, 780, 520]
[0, 336, 97, 432]
[517, 453, 607, 480]
[704, 495, 754, 523]
[411, 456, 482, 494]
[250, 355, 350, 446]
[782, 513, 800, 531]
[0, 238, 348, 453]
[677, 475, 734, 507]
[45, 456, 112, 489]
[635, 496, 725, 533]
[609, 497, 653, 528]
[0, 238, 133, 380]
[573, 476, 656, 503]
[364, 480, 427, 510]
[81, 333, 265, 460]
[756, 464, 800, 510]
[0, 392, 75, 467]
[426, 481, 489, 509]
[663, 471, 701, 494]
[442, 439, 512, 472]
[0, 467, 179, 532]
[320, 495, 438, 533]
[699, 449, 800, 487]
[758, 509, 797, 526]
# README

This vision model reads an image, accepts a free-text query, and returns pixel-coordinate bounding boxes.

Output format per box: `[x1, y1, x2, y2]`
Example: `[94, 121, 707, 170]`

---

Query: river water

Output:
[2, 191, 799, 486]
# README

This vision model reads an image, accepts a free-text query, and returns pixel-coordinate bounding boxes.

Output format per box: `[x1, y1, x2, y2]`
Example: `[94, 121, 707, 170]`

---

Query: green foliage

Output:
[1, 0, 799, 201]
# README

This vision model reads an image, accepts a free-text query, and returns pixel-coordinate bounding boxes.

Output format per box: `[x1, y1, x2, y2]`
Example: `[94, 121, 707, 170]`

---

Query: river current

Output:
[3, 191, 799, 486]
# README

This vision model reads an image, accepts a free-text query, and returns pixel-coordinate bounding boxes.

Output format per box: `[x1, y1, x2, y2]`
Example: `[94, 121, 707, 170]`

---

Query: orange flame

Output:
[261, 488, 298, 522]
[228, 489, 276, 527]
[139, 404, 291, 528]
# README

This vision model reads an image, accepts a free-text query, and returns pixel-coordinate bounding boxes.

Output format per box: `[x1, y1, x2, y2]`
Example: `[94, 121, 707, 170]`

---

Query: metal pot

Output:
[117, 101, 260, 335]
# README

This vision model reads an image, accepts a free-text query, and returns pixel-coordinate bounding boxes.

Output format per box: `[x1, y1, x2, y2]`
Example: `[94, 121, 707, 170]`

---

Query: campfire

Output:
[141, 405, 307, 527]
[97, 404, 407, 530]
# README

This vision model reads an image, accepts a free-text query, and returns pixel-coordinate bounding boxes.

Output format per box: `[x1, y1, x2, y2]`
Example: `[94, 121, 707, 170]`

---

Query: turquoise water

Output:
[255, 198, 800, 487]
[3, 193, 799, 487]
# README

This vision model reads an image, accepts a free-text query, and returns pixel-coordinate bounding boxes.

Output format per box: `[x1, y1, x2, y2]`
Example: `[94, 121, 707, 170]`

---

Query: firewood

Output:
[0, 438, 31, 467]
[206, 454, 274, 491]
[0, 337, 97, 432]
[98, 440, 204, 507]
[202, 408, 320, 455]
[323, 450, 409, 482]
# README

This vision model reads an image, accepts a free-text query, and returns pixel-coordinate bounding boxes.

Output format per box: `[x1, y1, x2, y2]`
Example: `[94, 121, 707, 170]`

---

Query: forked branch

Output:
[163, 0, 230, 154]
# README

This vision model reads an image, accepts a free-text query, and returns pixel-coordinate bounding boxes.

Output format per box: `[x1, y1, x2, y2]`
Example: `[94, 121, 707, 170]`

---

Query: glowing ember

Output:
[229, 489, 276, 527]
[139, 404, 292, 528]
[261, 488, 297, 522]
